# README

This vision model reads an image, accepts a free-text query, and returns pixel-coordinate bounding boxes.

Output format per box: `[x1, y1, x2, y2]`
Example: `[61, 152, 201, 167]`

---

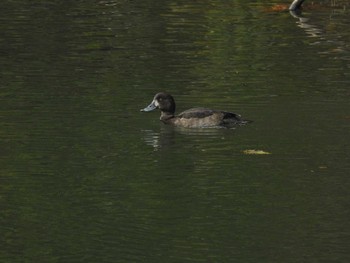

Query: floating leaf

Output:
[263, 4, 289, 12]
[243, 149, 271, 155]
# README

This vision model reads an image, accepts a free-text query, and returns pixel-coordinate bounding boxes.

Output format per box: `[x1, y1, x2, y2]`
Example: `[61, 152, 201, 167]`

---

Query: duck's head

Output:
[140, 92, 176, 115]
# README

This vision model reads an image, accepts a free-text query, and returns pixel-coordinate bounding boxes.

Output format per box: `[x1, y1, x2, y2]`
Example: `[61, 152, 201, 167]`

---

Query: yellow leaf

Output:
[243, 149, 271, 155]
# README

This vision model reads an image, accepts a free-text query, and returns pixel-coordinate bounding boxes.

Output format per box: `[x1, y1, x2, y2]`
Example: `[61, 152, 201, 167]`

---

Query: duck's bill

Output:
[140, 100, 157, 112]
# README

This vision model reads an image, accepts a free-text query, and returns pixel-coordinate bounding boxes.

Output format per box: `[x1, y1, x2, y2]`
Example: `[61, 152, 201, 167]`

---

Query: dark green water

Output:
[1, 1, 349, 262]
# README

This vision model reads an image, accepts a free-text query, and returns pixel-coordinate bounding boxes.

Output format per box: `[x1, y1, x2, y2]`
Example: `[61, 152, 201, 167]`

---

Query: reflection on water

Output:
[291, 14, 324, 37]
[290, 4, 350, 60]
[141, 126, 241, 151]
[142, 129, 162, 150]
[1, 1, 350, 262]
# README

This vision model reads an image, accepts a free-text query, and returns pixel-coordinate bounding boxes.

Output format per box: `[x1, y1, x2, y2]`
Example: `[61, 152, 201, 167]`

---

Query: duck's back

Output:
[174, 108, 244, 128]
[178, 108, 216, 119]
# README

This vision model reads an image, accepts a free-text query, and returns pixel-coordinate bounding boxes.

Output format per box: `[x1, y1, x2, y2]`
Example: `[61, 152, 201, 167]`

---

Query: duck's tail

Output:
[222, 112, 252, 127]
[238, 119, 253, 125]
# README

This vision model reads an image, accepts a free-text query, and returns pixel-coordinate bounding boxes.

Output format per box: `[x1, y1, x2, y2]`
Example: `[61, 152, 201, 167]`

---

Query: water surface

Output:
[1, 1, 349, 262]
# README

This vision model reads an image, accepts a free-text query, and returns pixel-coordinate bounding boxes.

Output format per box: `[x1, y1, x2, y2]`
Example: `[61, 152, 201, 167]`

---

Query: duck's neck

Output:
[160, 111, 175, 122]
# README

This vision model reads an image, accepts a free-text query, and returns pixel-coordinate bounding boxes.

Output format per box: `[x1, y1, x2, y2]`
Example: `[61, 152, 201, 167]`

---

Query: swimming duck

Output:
[140, 92, 250, 128]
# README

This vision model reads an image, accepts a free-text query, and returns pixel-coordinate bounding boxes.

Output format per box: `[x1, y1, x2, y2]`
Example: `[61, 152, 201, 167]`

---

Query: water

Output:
[1, 1, 349, 262]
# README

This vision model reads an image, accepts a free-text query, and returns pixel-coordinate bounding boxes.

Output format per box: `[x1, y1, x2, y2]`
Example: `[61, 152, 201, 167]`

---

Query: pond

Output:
[1, 1, 349, 262]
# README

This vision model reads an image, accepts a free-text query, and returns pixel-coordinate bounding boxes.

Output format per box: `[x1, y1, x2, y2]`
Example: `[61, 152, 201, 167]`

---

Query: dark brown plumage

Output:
[141, 92, 250, 128]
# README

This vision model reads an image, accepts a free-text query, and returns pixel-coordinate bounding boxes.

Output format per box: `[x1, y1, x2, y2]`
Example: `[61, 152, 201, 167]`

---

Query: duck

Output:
[140, 92, 251, 128]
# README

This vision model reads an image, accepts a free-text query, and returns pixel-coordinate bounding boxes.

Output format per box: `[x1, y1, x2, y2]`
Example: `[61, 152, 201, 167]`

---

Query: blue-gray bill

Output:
[140, 100, 157, 112]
